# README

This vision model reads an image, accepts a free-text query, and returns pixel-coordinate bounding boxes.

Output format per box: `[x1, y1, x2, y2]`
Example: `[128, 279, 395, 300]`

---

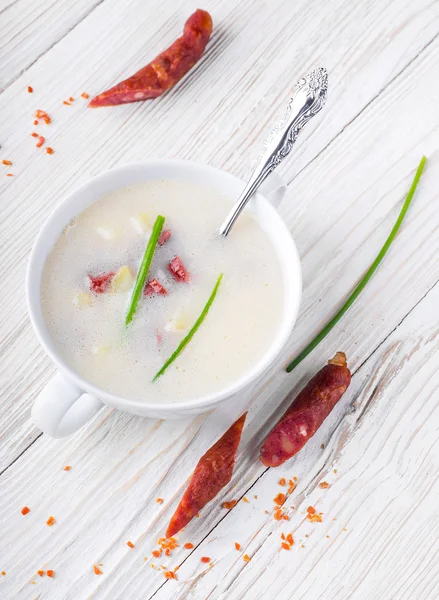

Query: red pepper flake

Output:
[242, 496, 249, 503]
[319, 481, 330, 489]
[37, 570, 44, 576]
[287, 480, 296, 494]
[281, 542, 290, 550]
[286, 533, 294, 545]
[274, 493, 286, 506]
[35, 110, 51, 124]
[36, 136, 45, 148]
[279, 477, 286, 486]
[200, 556, 210, 563]
[144, 278, 167, 296]
[6, 173, 13, 177]
[69, 97, 74, 102]
[283, 514, 289, 521]
[21, 506, 30, 515]
[81, 92, 89, 99]
[264, 510, 270, 515]
[222, 500, 237, 510]
[274, 508, 283, 521]
[165, 548, 171, 556]
[168, 256, 189, 282]
[307, 513, 323, 523]
[243, 554, 251, 562]
[64, 465, 71, 471]
[2, 159, 12, 166]
[234, 542, 241, 551]
[184, 542, 194, 549]
[158, 229, 172, 246]
[31, 132, 38, 137]
[46, 516, 56, 526]
[281, 533, 285, 540]
[46, 147, 54, 155]
[127, 541, 135, 548]
[46, 570, 54, 578]
[93, 565, 102, 575]
[28, 86, 33, 93]
[164, 570, 177, 580]
[63, 101, 71, 106]
[1, 572, 5, 576]
[34, 120, 39, 125]
[307, 506, 316, 515]
[156, 497, 163, 504]
[152, 550, 161, 558]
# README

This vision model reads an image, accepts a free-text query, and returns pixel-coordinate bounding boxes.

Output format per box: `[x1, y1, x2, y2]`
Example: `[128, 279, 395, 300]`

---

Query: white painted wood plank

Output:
[0, 0, 438, 468]
[0, 0, 104, 90]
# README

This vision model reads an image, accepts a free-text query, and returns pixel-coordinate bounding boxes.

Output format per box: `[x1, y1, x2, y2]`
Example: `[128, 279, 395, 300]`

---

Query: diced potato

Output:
[92, 345, 110, 356]
[111, 265, 134, 293]
[165, 310, 188, 333]
[96, 226, 116, 240]
[73, 292, 92, 306]
[130, 213, 152, 235]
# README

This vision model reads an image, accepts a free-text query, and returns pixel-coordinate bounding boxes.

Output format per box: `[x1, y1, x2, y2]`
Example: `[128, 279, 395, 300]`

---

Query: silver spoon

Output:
[219, 67, 328, 237]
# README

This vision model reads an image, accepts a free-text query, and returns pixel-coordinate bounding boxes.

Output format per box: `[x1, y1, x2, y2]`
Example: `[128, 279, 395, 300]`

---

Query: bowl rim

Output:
[26, 159, 302, 412]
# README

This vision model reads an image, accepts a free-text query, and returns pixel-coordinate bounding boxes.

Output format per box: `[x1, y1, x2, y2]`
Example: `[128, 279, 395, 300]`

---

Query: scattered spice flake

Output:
[46, 570, 54, 578]
[286, 534, 294, 545]
[343, 527, 347, 531]
[196, 513, 200, 518]
[81, 92, 89, 99]
[283, 514, 289, 521]
[321, 443, 325, 449]
[1, 571, 5, 576]
[46, 147, 54, 155]
[6, 173, 13, 177]
[69, 97, 74, 102]
[127, 541, 135, 549]
[64, 465, 71, 471]
[279, 477, 286, 486]
[281, 542, 290, 550]
[293, 477, 297, 481]
[35, 110, 51, 124]
[274, 493, 286, 506]
[156, 498, 163, 504]
[36, 136, 45, 148]
[274, 508, 284, 521]
[319, 481, 330, 489]
[63, 101, 71, 106]
[222, 500, 237, 510]
[174, 565, 180, 572]
[28, 86, 33, 93]
[254, 495, 258, 500]
[326, 535, 330, 539]
[242, 496, 249, 503]
[264, 510, 270, 515]
[93, 565, 102, 575]
[31, 132, 38, 137]
[2, 160, 12, 166]
[307, 506, 316, 515]
[152, 550, 162, 558]
[151, 564, 155, 569]
[144, 557, 148, 561]
[184, 543, 194, 550]
[164, 570, 177, 580]
[21, 506, 30, 515]
[334, 469, 338, 474]
[243, 554, 251, 563]
[34, 120, 39, 125]
[46, 516, 56, 526]
[31, 581, 36, 584]
[307, 513, 323, 523]
[200, 557, 210, 563]
[37, 570, 44, 577]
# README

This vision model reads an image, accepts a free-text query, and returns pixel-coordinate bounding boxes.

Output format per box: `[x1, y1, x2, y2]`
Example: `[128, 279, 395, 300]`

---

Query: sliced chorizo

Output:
[260, 353, 351, 467]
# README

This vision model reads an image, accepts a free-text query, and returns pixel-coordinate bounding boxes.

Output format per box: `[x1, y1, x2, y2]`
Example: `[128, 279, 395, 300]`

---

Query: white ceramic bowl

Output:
[27, 160, 301, 437]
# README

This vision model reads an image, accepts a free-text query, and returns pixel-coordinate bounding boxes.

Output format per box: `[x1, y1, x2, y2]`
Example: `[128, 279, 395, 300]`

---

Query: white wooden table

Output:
[1, 0, 439, 598]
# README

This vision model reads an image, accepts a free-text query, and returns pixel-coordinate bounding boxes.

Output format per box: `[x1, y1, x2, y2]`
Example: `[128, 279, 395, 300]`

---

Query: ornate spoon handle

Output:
[218, 67, 328, 237]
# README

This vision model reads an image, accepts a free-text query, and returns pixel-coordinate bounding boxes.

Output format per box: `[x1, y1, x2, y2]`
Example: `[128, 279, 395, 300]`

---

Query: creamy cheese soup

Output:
[41, 180, 284, 402]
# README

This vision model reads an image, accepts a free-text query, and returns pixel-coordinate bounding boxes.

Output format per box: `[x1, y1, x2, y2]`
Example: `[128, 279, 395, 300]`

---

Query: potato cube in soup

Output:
[111, 266, 134, 293]
[73, 292, 93, 306]
[130, 213, 152, 235]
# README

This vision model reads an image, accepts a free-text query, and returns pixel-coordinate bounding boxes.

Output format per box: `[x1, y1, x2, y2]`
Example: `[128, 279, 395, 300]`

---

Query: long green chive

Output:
[286, 155, 427, 373]
[153, 273, 223, 381]
[125, 215, 165, 326]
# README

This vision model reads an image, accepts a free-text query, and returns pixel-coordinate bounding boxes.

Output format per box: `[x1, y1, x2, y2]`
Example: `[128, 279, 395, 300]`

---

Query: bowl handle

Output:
[31, 372, 104, 438]
[259, 171, 287, 209]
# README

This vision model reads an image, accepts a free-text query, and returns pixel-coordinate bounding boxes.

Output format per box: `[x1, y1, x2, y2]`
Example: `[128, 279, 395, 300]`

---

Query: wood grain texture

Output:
[0, 0, 438, 598]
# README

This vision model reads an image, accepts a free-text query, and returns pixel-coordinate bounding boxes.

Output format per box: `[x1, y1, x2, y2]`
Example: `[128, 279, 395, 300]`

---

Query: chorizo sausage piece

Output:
[168, 256, 189, 282]
[166, 413, 247, 538]
[89, 10, 212, 108]
[88, 272, 115, 293]
[260, 353, 351, 467]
